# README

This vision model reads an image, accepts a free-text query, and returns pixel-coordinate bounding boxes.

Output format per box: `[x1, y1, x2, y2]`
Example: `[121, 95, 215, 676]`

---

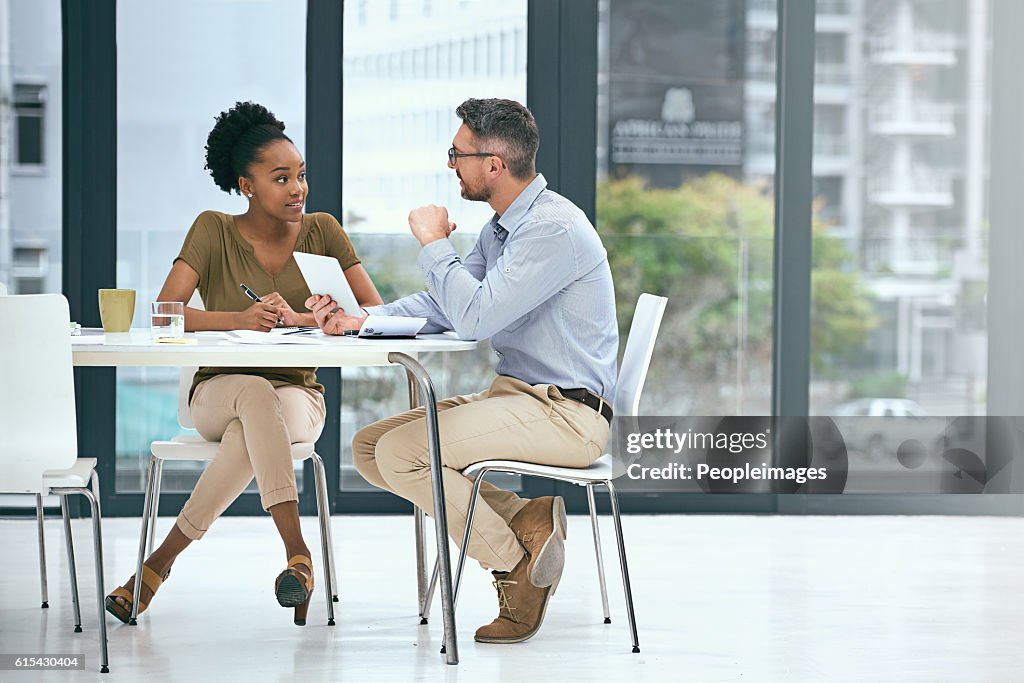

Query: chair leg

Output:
[320, 471, 339, 605]
[407, 369, 431, 624]
[415, 506, 429, 623]
[59, 494, 83, 633]
[440, 469, 487, 654]
[84, 474, 110, 673]
[586, 484, 612, 624]
[423, 555, 439, 622]
[605, 480, 640, 653]
[131, 455, 159, 624]
[452, 472, 486, 609]
[146, 459, 164, 557]
[36, 494, 49, 608]
[310, 453, 336, 626]
[316, 456, 340, 603]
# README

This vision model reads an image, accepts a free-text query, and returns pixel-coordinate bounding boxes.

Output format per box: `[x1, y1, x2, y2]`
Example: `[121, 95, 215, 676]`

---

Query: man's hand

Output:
[305, 294, 367, 336]
[409, 205, 456, 246]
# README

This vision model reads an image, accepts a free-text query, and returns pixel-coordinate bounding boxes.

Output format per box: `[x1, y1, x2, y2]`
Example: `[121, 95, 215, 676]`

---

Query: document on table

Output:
[227, 330, 326, 345]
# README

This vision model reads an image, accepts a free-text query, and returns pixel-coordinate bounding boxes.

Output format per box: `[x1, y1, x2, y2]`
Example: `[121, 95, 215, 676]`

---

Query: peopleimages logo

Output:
[610, 416, 1022, 494]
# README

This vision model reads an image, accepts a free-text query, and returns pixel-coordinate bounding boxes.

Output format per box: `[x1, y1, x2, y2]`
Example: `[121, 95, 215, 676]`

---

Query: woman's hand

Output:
[305, 294, 366, 336]
[259, 291, 303, 327]
[234, 302, 280, 331]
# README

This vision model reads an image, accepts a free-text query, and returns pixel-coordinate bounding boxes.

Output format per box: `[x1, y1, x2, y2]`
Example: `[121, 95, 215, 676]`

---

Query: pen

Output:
[239, 283, 262, 302]
[240, 282, 283, 327]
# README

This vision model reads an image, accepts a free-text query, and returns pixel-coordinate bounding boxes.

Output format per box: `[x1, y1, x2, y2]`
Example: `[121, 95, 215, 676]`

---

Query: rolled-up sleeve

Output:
[415, 221, 577, 340]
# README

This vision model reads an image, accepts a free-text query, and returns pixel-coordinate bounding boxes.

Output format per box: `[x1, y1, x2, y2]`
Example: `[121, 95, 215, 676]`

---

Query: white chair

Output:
[0, 284, 53, 615]
[133, 293, 338, 625]
[425, 293, 667, 653]
[4, 282, 55, 615]
[2, 294, 110, 673]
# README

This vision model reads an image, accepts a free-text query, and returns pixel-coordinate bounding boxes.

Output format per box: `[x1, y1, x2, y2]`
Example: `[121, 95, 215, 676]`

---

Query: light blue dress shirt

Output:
[370, 173, 619, 399]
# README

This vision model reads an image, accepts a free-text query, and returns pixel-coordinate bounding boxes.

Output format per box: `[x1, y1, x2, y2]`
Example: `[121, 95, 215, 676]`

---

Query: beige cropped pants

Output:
[175, 374, 326, 541]
[352, 375, 609, 572]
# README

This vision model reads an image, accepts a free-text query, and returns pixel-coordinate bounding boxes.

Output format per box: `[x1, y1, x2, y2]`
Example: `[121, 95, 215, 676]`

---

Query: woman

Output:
[105, 101, 382, 626]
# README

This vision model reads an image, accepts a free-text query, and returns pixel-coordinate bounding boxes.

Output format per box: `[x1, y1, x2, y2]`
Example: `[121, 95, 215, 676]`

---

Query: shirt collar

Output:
[494, 173, 548, 239]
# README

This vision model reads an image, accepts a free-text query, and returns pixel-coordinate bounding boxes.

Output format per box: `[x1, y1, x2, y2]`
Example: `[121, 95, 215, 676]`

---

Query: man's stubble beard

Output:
[460, 182, 491, 202]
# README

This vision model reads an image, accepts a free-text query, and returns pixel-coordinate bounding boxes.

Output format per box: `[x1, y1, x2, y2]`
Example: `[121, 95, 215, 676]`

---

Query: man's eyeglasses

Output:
[448, 146, 496, 163]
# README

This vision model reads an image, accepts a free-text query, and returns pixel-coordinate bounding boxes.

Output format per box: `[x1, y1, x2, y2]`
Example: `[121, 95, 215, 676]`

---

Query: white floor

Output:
[3, 513, 1024, 682]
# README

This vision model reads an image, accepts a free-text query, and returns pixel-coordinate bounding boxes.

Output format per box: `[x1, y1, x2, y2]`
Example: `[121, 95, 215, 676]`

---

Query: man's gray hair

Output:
[455, 98, 539, 180]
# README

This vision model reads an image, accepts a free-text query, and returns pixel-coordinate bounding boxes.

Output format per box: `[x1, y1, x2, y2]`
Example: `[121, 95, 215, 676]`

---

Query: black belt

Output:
[555, 387, 613, 423]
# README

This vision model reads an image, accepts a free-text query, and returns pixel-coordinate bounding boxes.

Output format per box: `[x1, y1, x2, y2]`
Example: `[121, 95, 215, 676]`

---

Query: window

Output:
[597, 0, 774, 416]
[14, 84, 46, 166]
[810, 0, 991, 416]
[115, 0, 307, 495]
[340, 0, 528, 491]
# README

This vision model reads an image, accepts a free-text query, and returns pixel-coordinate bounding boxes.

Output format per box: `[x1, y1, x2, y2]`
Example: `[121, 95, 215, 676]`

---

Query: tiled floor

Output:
[2, 513, 1024, 681]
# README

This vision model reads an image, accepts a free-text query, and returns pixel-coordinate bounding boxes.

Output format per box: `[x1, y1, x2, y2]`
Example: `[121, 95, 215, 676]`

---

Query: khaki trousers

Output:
[175, 374, 326, 540]
[353, 375, 609, 571]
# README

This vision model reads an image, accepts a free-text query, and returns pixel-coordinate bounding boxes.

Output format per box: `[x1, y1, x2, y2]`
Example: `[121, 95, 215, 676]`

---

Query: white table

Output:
[72, 328, 477, 664]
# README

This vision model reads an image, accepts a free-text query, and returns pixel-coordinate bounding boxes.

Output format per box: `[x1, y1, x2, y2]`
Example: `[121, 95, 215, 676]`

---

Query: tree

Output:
[597, 173, 876, 413]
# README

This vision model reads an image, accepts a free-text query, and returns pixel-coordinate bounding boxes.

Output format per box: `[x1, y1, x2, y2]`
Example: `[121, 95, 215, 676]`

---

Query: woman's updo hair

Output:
[204, 101, 292, 194]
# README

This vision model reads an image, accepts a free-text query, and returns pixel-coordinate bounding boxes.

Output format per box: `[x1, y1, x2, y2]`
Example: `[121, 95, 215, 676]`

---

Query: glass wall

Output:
[1, 0, 62, 296]
[115, 0, 307, 493]
[808, 0, 991, 420]
[339, 0, 528, 491]
[596, 0, 776, 416]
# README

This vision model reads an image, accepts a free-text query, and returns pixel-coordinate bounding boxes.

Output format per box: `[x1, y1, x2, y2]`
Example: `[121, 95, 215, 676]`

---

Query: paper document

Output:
[70, 336, 104, 345]
[228, 330, 325, 345]
[358, 315, 426, 338]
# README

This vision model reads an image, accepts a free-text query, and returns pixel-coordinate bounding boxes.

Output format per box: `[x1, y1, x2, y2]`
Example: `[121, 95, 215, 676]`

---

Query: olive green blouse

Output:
[175, 210, 360, 399]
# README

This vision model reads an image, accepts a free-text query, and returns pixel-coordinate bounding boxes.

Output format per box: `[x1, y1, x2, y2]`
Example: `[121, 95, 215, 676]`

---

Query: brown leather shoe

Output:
[509, 495, 567, 588]
[474, 553, 557, 644]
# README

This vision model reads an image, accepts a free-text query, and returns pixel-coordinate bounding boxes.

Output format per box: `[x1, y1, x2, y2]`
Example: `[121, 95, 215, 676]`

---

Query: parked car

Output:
[832, 398, 946, 460]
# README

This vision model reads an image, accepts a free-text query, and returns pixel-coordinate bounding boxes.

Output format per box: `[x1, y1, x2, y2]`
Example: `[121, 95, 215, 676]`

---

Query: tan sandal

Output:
[275, 554, 314, 626]
[104, 564, 169, 624]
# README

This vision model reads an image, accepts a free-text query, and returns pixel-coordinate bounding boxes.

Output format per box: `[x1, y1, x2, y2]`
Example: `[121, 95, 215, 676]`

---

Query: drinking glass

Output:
[151, 301, 185, 340]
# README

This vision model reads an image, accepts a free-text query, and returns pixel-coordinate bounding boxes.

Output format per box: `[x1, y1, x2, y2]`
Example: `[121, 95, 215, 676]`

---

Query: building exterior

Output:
[340, 0, 527, 234]
[743, 0, 989, 412]
[0, 0, 62, 296]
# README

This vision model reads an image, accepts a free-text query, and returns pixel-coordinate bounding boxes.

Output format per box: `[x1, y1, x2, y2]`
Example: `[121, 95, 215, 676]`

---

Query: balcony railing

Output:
[868, 170, 954, 206]
[869, 102, 957, 137]
[870, 102, 955, 128]
[864, 235, 958, 275]
[869, 30, 958, 58]
[748, 0, 850, 15]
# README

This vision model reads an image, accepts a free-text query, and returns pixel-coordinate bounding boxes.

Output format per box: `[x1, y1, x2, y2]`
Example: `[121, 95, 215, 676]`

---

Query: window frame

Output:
[57, 0, 1024, 518]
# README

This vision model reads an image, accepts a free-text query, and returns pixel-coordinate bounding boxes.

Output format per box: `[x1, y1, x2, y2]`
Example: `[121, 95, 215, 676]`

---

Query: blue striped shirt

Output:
[371, 173, 618, 399]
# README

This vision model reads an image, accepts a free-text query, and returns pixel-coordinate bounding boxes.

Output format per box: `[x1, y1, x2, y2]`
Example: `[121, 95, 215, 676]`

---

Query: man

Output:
[307, 98, 618, 643]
